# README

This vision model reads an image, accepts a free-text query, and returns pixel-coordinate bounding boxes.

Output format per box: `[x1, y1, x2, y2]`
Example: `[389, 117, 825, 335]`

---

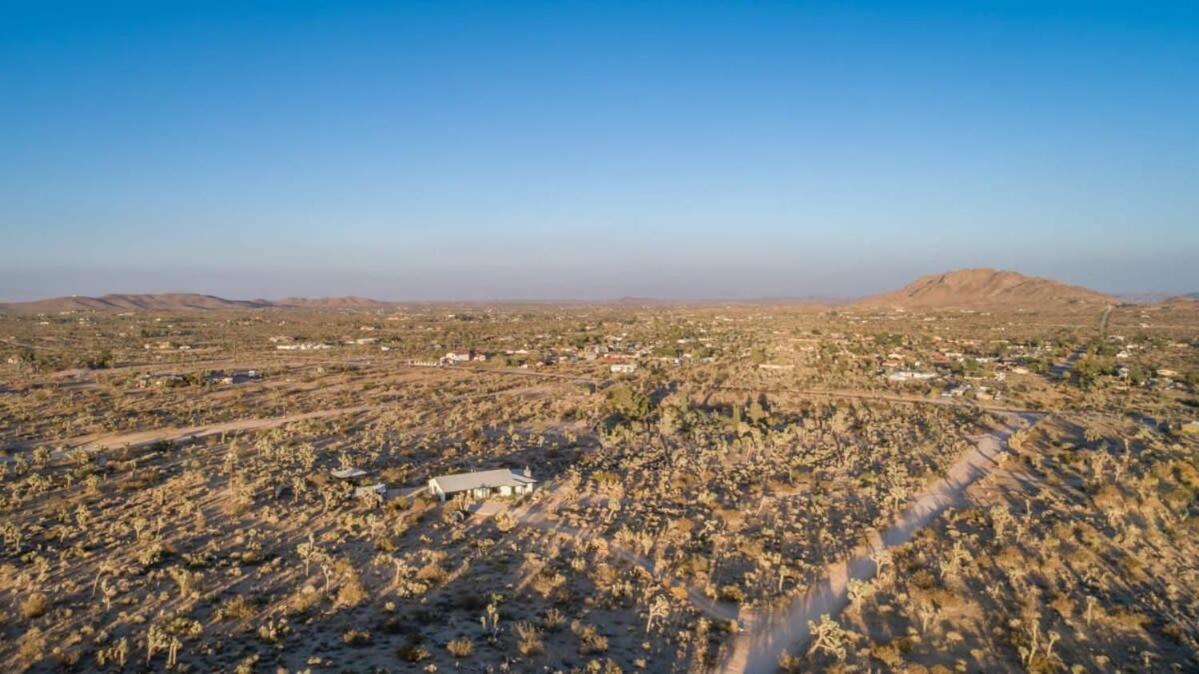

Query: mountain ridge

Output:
[0, 293, 393, 313]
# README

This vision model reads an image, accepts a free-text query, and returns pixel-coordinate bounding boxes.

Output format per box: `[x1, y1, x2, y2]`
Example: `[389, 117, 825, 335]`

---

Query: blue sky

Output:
[2, 1, 1197, 300]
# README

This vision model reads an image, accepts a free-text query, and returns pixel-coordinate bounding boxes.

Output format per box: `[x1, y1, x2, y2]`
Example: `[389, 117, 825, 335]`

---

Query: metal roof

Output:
[430, 468, 536, 493]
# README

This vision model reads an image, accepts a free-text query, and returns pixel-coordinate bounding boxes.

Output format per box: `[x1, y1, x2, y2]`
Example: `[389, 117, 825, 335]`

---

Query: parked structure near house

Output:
[332, 467, 387, 499]
[139, 373, 188, 388]
[610, 363, 637, 374]
[427, 467, 536, 502]
[942, 383, 971, 398]
[207, 369, 261, 385]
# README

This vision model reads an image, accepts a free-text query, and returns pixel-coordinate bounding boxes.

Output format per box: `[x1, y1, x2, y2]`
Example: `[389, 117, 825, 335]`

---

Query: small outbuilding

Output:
[427, 467, 536, 502]
[332, 467, 386, 500]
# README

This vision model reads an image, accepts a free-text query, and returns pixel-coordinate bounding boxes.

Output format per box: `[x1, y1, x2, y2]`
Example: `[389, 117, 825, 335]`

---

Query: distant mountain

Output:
[1161, 294, 1199, 308]
[0, 293, 393, 313]
[1117, 292, 1175, 304]
[0, 293, 272, 313]
[854, 269, 1115, 310]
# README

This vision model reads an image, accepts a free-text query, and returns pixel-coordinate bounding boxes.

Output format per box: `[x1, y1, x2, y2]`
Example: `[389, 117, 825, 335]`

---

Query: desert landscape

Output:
[5, 4, 1197, 671]
[2, 269, 1197, 672]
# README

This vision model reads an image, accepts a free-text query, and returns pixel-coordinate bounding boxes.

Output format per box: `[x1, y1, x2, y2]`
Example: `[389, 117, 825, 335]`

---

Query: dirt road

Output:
[0, 405, 372, 465]
[724, 412, 1038, 673]
[2, 381, 551, 464]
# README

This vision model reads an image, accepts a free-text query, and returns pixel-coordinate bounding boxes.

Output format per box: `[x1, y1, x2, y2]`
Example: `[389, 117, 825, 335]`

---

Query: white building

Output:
[427, 468, 536, 502]
[886, 370, 938, 383]
[610, 363, 638, 374]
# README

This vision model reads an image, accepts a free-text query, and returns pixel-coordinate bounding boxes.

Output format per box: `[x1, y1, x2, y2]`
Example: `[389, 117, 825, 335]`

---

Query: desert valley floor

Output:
[1, 287, 1198, 672]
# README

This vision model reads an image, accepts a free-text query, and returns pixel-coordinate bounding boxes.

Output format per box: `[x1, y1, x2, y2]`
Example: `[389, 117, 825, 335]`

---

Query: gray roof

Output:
[430, 468, 536, 494]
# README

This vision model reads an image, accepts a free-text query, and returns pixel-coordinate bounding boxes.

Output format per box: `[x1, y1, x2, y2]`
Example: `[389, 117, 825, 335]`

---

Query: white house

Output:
[610, 363, 637, 374]
[427, 468, 536, 502]
[442, 350, 473, 365]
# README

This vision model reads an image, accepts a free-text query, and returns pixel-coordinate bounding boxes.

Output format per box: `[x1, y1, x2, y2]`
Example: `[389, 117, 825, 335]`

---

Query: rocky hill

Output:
[854, 268, 1115, 310]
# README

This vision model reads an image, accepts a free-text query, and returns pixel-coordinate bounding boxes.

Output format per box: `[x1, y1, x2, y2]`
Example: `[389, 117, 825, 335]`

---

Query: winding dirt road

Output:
[724, 412, 1038, 673]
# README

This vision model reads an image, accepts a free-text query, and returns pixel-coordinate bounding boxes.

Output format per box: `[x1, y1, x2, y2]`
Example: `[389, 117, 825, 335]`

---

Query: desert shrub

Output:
[19, 592, 49, 620]
[399, 642, 430, 662]
[18, 626, 47, 663]
[215, 595, 257, 621]
[446, 638, 474, 658]
[495, 511, 518, 532]
[416, 561, 448, 584]
[286, 585, 321, 616]
[515, 621, 544, 655]
[572, 620, 609, 654]
[719, 584, 746, 603]
[869, 640, 905, 667]
[543, 607, 567, 631]
[336, 570, 368, 607]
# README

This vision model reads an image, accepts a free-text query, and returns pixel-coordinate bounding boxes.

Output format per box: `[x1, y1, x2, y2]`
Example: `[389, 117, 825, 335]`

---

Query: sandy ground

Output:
[725, 412, 1038, 673]
[510, 490, 742, 624]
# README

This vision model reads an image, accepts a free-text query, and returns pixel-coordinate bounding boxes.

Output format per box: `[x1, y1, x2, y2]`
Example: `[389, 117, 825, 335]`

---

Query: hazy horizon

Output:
[3, 2, 1197, 301]
[0, 263, 1195, 304]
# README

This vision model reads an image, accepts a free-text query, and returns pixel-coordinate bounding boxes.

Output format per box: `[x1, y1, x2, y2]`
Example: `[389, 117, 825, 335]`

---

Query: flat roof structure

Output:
[428, 468, 536, 501]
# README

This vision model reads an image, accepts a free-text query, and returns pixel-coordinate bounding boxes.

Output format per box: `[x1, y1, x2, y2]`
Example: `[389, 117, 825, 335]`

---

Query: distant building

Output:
[427, 468, 536, 502]
[942, 384, 971, 398]
[208, 369, 261, 385]
[139, 373, 187, 388]
[886, 370, 938, 383]
[276, 342, 332, 351]
[610, 363, 638, 374]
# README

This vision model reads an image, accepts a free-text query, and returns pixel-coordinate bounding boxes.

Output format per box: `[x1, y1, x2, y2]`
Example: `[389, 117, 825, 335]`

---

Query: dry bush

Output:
[446, 638, 474, 658]
[342, 628, 372, 646]
[398, 642, 430, 662]
[335, 569, 368, 607]
[572, 620, 609, 654]
[515, 621, 544, 655]
[215, 595, 257, 621]
[18, 592, 48, 620]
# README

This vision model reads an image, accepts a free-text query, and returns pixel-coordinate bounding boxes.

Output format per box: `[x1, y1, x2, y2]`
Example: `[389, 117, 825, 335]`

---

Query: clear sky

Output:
[2, 1, 1197, 300]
